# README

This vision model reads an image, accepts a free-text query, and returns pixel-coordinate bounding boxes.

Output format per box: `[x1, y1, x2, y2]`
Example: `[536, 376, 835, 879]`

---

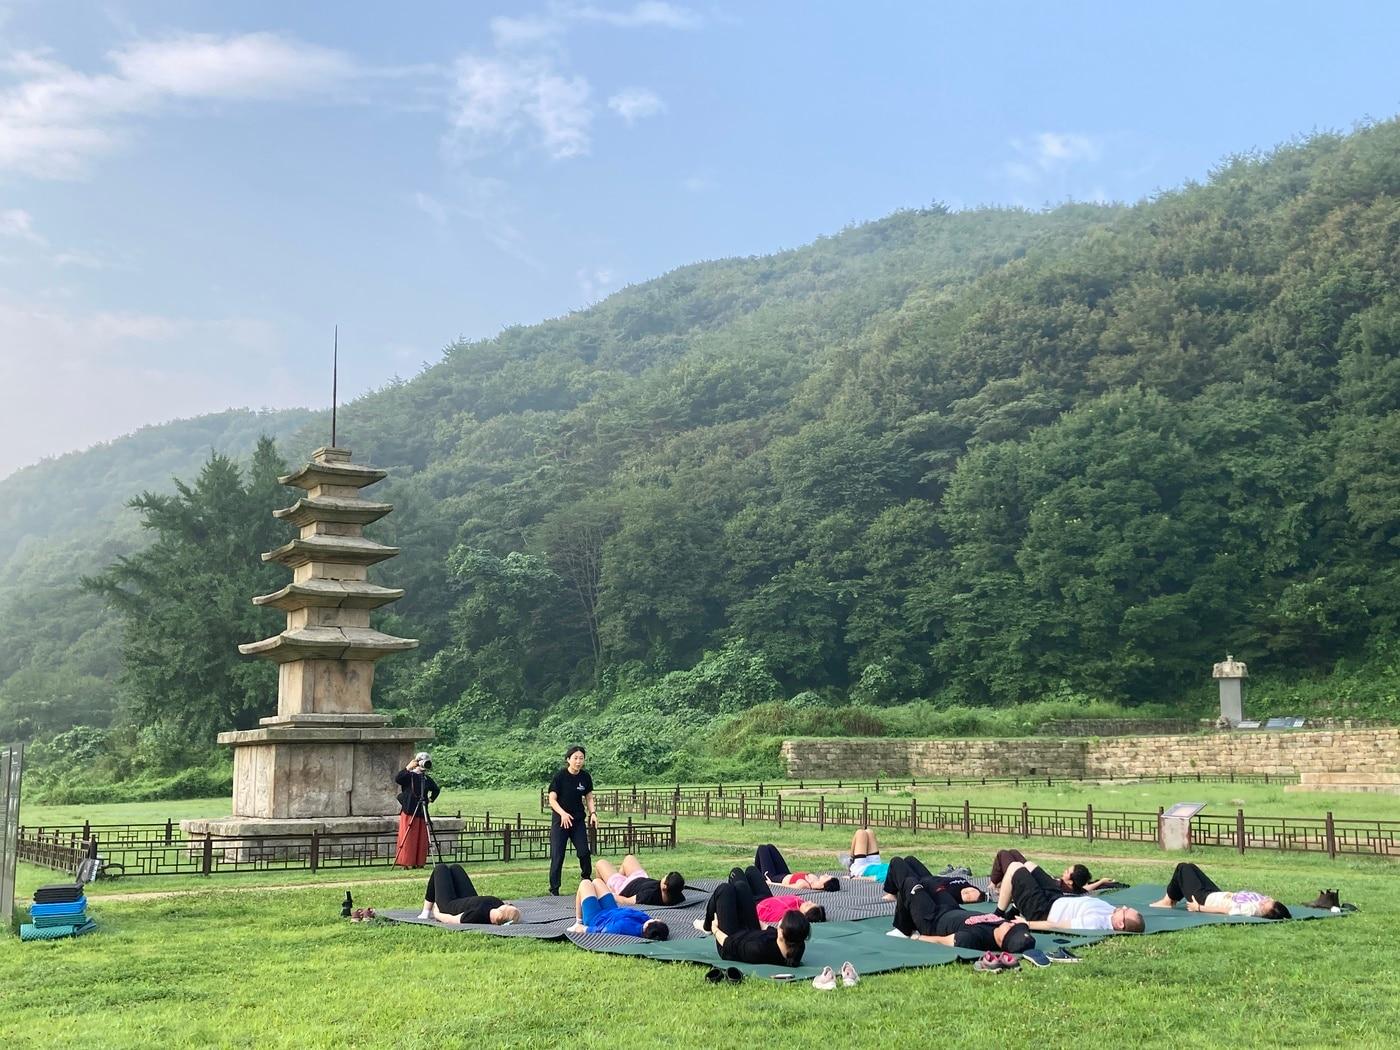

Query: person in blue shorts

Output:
[568, 878, 670, 939]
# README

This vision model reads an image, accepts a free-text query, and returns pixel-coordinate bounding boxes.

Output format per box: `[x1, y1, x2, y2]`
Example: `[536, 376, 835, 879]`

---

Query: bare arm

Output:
[584, 791, 598, 825]
[909, 932, 956, 946]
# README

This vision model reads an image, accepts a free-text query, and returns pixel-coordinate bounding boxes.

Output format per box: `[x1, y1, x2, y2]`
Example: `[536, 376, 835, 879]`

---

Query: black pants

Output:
[549, 815, 591, 894]
[989, 849, 1028, 887]
[1165, 863, 1220, 905]
[705, 881, 761, 937]
[754, 844, 789, 881]
[882, 856, 933, 896]
[426, 863, 476, 903]
[1010, 865, 1062, 921]
[729, 865, 772, 902]
[892, 877, 940, 937]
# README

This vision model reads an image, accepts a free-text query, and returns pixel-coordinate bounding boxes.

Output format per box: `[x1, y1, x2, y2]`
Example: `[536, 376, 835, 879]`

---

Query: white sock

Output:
[418, 908, 432, 920]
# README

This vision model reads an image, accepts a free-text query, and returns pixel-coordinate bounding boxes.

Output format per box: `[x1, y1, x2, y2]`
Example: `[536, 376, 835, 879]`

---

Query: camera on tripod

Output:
[414, 751, 433, 771]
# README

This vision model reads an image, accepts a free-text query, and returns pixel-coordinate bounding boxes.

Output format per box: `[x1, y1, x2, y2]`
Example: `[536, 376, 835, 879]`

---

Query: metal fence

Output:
[16, 813, 676, 879]
[558, 783, 1398, 860]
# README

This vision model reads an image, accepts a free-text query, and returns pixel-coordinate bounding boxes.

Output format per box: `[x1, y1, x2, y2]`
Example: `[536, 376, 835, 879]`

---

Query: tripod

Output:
[398, 771, 444, 867]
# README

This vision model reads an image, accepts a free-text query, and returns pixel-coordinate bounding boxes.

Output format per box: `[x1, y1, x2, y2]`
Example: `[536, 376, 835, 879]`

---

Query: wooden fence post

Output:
[1236, 809, 1246, 854]
[739, 794, 746, 827]
[627, 818, 635, 854]
[309, 830, 320, 872]
[704, 791, 711, 823]
[164, 819, 173, 845]
[670, 817, 677, 849]
[910, 797, 918, 831]
[1020, 802, 1029, 838]
[201, 834, 213, 876]
[503, 825, 512, 862]
[962, 800, 971, 838]
[1325, 811, 1336, 859]
[642, 793, 649, 819]
[862, 797, 869, 828]
[819, 796, 825, 831]
[1086, 804, 1094, 844]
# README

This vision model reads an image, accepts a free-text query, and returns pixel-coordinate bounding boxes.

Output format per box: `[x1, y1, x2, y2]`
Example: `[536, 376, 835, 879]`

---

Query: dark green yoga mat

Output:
[1099, 884, 1347, 933]
[567, 916, 1109, 977]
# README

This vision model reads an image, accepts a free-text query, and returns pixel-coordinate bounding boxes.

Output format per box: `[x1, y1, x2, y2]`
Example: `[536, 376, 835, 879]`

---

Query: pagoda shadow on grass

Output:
[183, 446, 462, 857]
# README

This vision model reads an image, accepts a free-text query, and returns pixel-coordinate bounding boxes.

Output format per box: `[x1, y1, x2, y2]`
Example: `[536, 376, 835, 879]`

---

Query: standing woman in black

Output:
[394, 751, 440, 868]
[547, 745, 597, 895]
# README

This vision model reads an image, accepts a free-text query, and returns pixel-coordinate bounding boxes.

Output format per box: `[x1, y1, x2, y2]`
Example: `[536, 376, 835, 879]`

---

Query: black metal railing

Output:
[16, 813, 676, 878]
[555, 784, 1396, 860]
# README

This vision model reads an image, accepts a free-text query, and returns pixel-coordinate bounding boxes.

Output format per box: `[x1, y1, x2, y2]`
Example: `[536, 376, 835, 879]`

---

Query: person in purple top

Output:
[568, 878, 670, 940]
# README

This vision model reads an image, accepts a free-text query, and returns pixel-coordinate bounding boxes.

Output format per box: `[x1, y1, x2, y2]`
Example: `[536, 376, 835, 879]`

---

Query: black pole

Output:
[331, 325, 339, 447]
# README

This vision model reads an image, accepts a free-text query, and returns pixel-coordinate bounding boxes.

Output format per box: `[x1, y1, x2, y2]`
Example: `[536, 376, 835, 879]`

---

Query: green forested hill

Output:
[8, 121, 1400, 791]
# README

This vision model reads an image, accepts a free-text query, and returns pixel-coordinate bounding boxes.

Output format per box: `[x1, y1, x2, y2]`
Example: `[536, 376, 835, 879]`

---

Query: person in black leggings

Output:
[1150, 863, 1291, 919]
[418, 863, 522, 925]
[547, 746, 596, 895]
[703, 881, 810, 967]
[880, 857, 985, 906]
[890, 873, 1035, 953]
[753, 844, 839, 890]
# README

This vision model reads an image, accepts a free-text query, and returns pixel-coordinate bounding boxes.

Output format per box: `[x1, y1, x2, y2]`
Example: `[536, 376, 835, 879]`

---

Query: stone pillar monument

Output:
[184, 446, 461, 850]
[1213, 654, 1247, 727]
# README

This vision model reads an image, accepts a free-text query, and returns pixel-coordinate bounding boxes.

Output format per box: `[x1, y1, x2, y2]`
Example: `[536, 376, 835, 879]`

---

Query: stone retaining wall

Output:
[780, 729, 1400, 780]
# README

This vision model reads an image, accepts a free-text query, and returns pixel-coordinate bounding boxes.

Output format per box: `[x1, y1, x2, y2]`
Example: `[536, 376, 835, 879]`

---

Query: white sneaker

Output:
[692, 918, 707, 931]
[812, 966, 838, 991]
[840, 961, 859, 987]
[417, 910, 432, 920]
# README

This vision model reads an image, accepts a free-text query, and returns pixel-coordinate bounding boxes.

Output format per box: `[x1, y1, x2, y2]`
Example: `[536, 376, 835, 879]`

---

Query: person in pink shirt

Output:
[698, 866, 828, 931]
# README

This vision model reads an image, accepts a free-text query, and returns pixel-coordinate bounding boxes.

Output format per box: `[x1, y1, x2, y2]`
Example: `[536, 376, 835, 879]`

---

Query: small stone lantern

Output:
[1212, 654, 1247, 727]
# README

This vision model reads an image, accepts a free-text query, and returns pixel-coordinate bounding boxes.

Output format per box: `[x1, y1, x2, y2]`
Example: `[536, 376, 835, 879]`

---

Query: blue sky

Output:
[2, 1, 1398, 479]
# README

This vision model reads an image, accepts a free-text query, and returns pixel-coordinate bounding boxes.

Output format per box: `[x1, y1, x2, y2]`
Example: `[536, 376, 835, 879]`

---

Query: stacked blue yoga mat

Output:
[20, 883, 97, 942]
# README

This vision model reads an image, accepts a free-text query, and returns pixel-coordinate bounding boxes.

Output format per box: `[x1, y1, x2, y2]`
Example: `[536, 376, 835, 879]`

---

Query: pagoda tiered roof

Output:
[261, 534, 400, 569]
[252, 579, 405, 612]
[238, 626, 418, 663]
[279, 452, 387, 492]
[273, 495, 393, 528]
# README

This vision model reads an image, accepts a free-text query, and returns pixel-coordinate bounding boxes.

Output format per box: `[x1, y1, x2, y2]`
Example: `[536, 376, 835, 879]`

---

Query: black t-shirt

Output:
[444, 895, 505, 924]
[718, 928, 788, 966]
[621, 876, 663, 905]
[548, 768, 594, 817]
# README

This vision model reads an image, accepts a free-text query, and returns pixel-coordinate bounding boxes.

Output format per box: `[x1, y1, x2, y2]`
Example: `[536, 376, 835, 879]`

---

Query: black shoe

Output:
[549, 888, 560, 896]
[1307, 888, 1340, 910]
[341, 891, 353, 918]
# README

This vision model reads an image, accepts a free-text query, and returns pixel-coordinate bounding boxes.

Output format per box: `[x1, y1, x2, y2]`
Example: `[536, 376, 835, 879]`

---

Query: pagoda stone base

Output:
[217, 725, 432, 819]
[180, 814, 467, 863]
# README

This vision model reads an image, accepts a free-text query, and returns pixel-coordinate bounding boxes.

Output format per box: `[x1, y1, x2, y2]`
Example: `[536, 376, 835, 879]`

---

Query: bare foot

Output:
[1148, 896, 1176, 909]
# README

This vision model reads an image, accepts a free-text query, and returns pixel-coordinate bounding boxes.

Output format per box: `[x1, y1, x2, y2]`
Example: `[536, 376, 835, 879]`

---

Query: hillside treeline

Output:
[12, 121, 1400, 791]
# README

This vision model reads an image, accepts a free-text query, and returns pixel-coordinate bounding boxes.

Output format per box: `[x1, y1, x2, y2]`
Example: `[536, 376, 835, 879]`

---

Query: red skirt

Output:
[395, 811, 428, 868]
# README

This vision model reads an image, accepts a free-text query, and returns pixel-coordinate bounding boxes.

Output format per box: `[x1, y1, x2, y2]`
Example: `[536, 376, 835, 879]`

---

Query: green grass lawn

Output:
[4, 798, 1398, 1049]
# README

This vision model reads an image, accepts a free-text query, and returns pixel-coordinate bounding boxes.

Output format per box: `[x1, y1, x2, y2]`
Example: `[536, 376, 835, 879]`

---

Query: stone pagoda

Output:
[184, 446, 460, 847]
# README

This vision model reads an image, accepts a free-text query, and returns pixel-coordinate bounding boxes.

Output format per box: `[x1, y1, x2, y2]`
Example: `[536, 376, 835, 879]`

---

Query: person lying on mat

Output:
[891, 874, 1035, 952]
[880, 856, 986, 905]
[996, 860, 1145, 933]
[754, 843, 840, 891]
[720, 866, 827, 925]
[1149, 862, 1292, 919]
[989, 848, 1116, 895]
[418, 863, 522, 925]
[569, 879, 671, 940]
[595, 854, 686, 906]
[846, 827, 884, 878]
[704, 881, 810, 967]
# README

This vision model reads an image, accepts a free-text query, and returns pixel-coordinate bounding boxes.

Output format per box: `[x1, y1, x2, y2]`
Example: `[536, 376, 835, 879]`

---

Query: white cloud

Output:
[568, 3, 702, 30]
[576, 265, 617, 303]
[1005, 131, 1103, 182]
[0, 33, 358, 178]
[415, 183, 543, 270]
[448, 54, 592, 159]
[491, 13, 568, 50]
[608, 86, 664, 124]
[111, 32, 356, 99]
[0, 296, 300, 480]
[0, 207, 44, 244]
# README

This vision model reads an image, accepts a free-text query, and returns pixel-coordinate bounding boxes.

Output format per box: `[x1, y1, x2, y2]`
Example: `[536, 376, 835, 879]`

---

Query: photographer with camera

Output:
[393, 751, 440, 868]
